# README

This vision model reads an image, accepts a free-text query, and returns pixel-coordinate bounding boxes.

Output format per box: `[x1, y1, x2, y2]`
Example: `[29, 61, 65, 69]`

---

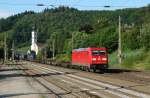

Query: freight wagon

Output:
[72, 47, 108, 72]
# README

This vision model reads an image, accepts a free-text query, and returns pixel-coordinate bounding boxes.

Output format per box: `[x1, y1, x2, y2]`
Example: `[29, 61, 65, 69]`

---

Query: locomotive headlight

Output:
[102, 58, 107, 61]
[92, 58, 96, 61]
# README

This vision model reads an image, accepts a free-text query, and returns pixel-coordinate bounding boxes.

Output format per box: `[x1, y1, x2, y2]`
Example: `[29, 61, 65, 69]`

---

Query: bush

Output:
[56, 54, 71, 62]
[108, 52, 119, 68]
[109, 48, 150, 70]
[122, 49, 146, 68]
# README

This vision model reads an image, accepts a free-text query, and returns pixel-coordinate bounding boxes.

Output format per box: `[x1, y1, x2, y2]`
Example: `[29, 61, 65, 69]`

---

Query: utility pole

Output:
[71, 13, 74, 50]
[118, 16, 122, 64]
[4, 33, 7, 63]
[44, 47, 47, 63]
[52, 39, 55, 60]
[72, 32, 74, 50]
[12, 40, 15, 62]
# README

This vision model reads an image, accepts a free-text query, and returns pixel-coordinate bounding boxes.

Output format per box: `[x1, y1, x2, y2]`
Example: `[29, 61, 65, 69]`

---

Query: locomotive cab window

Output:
[92, 50, 106, 56]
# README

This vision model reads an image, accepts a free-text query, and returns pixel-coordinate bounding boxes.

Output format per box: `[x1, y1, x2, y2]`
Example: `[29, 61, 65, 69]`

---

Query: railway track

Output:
[18, 64, 97, 98]
[32, 60, 150, 85]
[30, 61, 150, 89]
[19, 62, 150, 98]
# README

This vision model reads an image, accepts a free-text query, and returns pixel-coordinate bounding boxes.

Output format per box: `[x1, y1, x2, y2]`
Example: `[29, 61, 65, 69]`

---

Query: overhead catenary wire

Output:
[0, 1, 142, 8]
[73, 5, 138, 8]
[0, 2, 35, 6]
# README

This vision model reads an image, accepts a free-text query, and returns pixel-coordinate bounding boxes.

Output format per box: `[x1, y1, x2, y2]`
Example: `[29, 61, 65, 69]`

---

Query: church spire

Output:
[31, 28, 38, 55]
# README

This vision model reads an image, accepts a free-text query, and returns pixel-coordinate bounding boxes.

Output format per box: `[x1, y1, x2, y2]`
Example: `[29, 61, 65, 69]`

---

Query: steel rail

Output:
[19, 64, 88, 98]
[30, 63, 150, 98]
[26, 65, 95, 98]
[29, 64, 132, 98]
[17, 65, 63, 98]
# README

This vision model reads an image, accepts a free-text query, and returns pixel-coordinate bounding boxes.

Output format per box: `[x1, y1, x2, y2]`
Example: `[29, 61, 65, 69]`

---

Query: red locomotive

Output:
[72, 47, 108, 72]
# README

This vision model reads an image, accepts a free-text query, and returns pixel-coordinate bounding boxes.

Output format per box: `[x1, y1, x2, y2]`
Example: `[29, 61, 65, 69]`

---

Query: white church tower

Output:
[31, 30, 38, 55]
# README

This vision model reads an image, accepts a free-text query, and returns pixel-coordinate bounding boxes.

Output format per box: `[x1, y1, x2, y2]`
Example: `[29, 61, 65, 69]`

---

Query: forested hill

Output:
[0, 6, 150, 54]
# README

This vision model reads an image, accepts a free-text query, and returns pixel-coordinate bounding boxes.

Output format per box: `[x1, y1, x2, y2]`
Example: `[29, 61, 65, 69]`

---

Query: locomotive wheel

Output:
[83, 66, 86, 71]
[85, 67, 90, 72]
[93, 68, 96, 73]
[79, 66, 82, 70]
[81, 66, 86, 71]
[80, 66, 84, 71]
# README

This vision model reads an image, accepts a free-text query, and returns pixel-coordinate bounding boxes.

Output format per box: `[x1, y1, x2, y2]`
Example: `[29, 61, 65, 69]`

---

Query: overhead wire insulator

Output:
[104, 5, 111, 8]
[36, 4, 45, 6]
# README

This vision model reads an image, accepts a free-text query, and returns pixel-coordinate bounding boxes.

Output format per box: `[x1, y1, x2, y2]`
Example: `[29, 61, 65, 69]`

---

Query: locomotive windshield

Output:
[92, 50, 106, 56]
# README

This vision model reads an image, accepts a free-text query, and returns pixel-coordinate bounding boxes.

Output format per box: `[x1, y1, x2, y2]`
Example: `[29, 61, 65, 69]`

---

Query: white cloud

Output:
[0, 10, 11, 19]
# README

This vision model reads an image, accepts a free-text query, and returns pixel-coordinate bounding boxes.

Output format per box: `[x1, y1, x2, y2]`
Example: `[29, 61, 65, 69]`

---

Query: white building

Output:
[31, 30, 38, 55]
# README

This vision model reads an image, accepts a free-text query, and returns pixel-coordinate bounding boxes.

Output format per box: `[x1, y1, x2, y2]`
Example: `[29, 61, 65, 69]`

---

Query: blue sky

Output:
[0, 0, 150, 18]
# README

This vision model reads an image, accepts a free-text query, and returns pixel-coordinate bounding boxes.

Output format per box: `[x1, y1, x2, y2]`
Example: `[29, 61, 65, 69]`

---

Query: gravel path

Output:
[0, 65, 50, 98]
